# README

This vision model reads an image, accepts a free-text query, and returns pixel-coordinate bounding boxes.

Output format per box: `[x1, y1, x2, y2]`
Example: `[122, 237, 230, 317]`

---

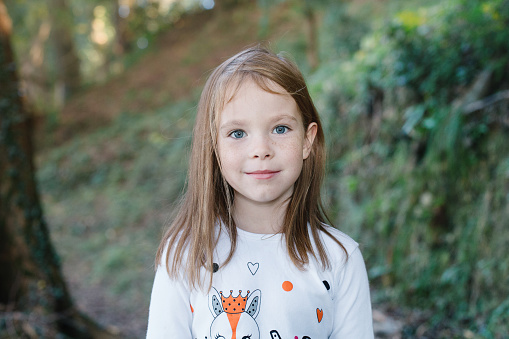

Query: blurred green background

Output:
[4, 0, 509, 337]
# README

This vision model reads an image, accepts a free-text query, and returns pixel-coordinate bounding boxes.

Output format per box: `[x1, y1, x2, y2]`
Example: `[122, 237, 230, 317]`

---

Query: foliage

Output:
[308, 0, 509, 335]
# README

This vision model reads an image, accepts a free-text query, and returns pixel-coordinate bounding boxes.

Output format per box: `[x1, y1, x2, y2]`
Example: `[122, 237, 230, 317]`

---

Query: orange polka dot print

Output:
[282, 281, 293, 292]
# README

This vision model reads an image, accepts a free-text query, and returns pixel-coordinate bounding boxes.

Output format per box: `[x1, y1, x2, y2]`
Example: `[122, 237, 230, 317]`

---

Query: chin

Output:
[234, 187, 294, 206]
[253, 193, 290, 205]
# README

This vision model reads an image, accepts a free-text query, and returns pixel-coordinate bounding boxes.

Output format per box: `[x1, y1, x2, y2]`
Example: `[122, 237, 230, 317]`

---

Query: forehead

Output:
[224, 74, 286, 101]
[217, 79, 302, 124]
[217, 77, 302, 123]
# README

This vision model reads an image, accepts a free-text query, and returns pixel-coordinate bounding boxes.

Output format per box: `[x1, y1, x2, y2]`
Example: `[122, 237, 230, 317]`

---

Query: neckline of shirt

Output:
[235, 226, 283, 241]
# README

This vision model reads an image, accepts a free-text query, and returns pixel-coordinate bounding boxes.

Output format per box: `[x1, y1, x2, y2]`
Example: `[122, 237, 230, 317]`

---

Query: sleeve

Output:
[330, 246, 374, 338]
[146, 260, 193, 338]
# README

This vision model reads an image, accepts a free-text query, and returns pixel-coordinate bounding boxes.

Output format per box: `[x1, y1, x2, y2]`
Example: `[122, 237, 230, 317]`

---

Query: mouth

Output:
[246, 170, 280, 179]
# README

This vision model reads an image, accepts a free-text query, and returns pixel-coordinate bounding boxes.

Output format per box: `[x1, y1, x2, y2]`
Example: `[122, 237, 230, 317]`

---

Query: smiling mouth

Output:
[246, 170, 280, 179]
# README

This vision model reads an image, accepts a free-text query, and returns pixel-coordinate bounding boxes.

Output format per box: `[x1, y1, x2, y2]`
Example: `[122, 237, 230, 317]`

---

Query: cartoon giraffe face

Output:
[208, 288, 261, 339]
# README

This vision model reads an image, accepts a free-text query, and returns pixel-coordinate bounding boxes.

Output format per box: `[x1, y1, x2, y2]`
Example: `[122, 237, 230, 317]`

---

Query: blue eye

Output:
[230, 130, 245, 139]
[273, 125, 289, 134]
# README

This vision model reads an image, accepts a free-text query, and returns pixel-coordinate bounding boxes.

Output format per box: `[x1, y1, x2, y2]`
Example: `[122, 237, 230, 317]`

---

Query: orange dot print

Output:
[282, 281, 293, 292]
[190, 304, 194, 313]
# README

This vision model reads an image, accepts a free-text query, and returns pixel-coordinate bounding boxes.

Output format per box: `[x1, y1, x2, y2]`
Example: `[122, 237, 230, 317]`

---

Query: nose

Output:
[250, 135, 273, 159]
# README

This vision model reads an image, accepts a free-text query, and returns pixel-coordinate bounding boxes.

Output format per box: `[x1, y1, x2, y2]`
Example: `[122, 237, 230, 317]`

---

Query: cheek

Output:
[217, 145, 238, 168]
[279, 138, 305, 161]
[217, 144, 242, 185]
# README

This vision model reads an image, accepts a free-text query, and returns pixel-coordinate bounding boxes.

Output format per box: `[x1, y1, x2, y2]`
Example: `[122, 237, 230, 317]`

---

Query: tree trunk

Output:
[0, 2, 114, 337]
[304, 0, 319, 70]
[113, 0, 132, 56]
[48, 0, 81, 103]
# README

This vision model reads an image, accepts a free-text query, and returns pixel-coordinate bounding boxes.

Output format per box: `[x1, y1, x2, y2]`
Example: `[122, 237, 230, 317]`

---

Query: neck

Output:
[232, 196, 289, 234]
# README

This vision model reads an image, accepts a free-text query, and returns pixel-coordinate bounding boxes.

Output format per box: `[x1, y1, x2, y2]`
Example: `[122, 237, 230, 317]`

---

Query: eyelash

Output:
[228, 125, 290, 139]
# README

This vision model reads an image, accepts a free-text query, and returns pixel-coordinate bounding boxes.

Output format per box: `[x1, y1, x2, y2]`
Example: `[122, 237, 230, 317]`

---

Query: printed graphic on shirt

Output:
[269, 331, 312, 339]
[281, 281, 293, 292]
[208, 287, 261, 339]
[247, 262, 259, 275]
[316, 308, 323, 323]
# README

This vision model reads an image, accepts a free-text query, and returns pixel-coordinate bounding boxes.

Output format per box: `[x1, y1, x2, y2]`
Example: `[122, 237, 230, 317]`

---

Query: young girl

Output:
[147, 46, 373, 338]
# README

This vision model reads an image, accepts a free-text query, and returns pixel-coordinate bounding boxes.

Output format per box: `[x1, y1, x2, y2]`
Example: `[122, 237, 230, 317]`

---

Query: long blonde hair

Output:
[156, 45, 346, 288]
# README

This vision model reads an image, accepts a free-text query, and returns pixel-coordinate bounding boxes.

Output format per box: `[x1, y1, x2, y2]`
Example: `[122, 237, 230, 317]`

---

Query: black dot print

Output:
[212, 295, 222, 315]
[247, 296, 259, 316]
[213, 263, 219, 273]
[323, 280, 330, 290]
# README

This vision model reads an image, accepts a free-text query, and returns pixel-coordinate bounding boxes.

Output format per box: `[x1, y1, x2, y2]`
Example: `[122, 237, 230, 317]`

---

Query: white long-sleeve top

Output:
[147, 224, 374, 338]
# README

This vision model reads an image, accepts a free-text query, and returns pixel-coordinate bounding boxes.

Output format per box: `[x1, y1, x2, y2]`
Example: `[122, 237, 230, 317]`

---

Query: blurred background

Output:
[1, 0, 508, 337]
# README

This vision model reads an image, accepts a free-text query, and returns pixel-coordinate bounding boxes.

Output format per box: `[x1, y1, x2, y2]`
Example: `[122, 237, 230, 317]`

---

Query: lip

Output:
[246, 170, 280, 179]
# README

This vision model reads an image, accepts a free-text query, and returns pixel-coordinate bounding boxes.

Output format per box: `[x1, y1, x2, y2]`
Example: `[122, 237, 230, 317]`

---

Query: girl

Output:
[147, 46, 373, 338]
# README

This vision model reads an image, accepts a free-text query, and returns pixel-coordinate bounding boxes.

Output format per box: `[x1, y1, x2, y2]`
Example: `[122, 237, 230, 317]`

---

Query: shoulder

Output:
[310, 223, 364, 273]
[157, 238, 173, 267]
[318, 224, 359, 257]
[156, 233, 191, 281]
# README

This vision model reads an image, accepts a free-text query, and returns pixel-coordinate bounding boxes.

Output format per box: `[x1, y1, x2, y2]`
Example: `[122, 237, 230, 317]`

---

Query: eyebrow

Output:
[272, 114, 299, 124]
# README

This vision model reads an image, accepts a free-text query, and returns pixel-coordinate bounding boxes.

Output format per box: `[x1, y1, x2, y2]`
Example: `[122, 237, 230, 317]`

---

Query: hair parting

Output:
[155, 45, 346, 289]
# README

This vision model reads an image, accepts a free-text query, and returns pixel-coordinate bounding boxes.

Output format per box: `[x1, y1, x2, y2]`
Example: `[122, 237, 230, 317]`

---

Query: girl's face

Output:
[216, 79, 317, 211]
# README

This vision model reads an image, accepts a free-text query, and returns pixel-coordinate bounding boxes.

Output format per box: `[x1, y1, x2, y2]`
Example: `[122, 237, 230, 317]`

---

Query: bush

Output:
[310, 0, 509, 335]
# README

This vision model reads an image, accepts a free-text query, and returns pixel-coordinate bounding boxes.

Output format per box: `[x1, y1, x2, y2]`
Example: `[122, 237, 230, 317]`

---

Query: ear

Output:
[303, 122, 318, 160]
[208, 287, 224, 318]
[245, 289, 261, 319]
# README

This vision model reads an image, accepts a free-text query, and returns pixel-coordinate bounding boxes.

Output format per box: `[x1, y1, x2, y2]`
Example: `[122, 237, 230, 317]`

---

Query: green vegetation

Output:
[32, 0, 508, 336]
[309, 0, 509, 336]
[37, 99, 196, 331]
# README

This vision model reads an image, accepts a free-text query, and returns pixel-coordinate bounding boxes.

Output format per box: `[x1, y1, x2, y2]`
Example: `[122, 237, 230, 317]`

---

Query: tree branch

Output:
[462, 90, 509, 115]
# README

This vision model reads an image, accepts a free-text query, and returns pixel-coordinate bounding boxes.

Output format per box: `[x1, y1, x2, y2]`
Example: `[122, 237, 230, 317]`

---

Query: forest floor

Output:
[36, 2, 435, 338]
